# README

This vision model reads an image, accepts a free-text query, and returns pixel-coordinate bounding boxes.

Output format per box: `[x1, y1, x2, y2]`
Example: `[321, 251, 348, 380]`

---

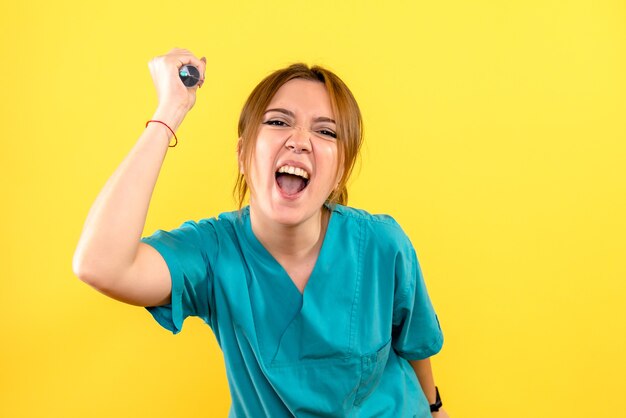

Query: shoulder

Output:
[189, 208, 245, 241]
[331, 204, 412, 251]
[332, 204, 399, 224]
[157, 208, 244, 245]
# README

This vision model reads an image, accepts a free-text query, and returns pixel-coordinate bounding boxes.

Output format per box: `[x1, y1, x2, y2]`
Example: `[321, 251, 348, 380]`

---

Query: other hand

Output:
[432, 408, 449, 418]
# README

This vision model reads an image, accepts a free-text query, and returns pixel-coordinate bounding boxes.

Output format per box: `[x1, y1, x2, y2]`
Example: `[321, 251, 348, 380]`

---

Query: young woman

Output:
[73, 48, 449, 418]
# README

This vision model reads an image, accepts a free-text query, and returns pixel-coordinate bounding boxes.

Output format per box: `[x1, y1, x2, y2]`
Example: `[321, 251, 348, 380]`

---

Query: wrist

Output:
[430, 386, 443, 412]
[151, 105, 187, 132]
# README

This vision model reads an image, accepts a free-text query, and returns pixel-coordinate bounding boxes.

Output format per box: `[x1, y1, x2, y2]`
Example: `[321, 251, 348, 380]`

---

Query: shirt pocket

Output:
[354, 339, 392, 406]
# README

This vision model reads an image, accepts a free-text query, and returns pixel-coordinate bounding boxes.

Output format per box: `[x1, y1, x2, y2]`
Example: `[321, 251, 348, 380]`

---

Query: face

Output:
[242, 78, 341, 227]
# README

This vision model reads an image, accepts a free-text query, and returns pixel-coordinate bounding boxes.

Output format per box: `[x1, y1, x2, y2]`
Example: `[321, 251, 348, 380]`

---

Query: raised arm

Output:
[72, 48, 206, 307]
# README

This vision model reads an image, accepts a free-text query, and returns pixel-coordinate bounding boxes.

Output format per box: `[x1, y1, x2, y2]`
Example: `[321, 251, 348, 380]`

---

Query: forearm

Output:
[73, 105, 186, 284]
[409, 357, 437, 404]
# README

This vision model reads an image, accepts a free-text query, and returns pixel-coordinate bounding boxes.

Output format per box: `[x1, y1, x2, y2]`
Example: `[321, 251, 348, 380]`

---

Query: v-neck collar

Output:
[241, 204, 338, 296]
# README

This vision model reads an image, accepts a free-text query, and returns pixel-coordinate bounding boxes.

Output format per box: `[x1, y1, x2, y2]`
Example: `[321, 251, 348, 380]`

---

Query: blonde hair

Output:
[235, 63, 363, 209]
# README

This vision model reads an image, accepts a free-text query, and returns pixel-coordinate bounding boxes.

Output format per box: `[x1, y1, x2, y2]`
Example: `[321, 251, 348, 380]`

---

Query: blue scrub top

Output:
[141, 204, 443, 417]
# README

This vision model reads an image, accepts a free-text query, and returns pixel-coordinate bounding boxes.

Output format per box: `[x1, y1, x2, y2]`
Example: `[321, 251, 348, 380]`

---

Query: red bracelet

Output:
[145, 120, 178, 147]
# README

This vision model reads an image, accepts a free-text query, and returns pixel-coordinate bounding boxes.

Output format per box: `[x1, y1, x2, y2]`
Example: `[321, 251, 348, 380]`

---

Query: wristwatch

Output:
[430, 386, 443, 412]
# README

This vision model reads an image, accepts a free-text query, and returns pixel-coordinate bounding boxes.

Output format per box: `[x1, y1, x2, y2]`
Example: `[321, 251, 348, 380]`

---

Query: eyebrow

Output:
[264, 108, 336, 124]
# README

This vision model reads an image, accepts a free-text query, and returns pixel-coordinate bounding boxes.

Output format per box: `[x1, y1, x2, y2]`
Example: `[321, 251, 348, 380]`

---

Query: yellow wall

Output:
[1, 1, 624, 417]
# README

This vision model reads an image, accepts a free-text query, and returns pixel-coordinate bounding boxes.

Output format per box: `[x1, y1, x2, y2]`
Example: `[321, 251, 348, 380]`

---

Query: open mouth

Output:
[275, 164, 310, 197]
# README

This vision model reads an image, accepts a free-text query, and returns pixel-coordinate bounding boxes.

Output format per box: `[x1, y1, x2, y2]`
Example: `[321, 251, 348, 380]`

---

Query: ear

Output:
[236, 137, 244, 174]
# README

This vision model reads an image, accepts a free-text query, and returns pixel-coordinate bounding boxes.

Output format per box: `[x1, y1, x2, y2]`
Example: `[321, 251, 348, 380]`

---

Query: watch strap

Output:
[430, 386, 443, 412]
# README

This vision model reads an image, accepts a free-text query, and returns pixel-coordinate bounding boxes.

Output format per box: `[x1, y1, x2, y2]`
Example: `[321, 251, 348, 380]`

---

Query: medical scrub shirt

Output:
[141, 204, 443, 417]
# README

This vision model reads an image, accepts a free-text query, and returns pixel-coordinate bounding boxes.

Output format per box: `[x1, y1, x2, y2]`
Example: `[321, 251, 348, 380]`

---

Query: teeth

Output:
[277, 165, 309, 179]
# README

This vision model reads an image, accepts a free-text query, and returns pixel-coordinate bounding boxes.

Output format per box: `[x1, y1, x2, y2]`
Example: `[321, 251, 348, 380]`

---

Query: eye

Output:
[263, 119, 289, 127]
[318, 129, 337, 139]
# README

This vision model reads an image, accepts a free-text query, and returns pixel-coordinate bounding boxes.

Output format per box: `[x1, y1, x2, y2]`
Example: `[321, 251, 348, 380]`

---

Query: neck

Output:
[250, 206, 329, 262]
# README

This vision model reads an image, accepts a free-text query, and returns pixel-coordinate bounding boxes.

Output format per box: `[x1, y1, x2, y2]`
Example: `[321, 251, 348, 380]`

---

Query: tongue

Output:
[276, 173, 306, 196]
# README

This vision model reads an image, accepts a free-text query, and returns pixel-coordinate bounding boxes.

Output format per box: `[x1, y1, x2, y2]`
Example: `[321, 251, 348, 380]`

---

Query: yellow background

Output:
[1, 0, 624, 417]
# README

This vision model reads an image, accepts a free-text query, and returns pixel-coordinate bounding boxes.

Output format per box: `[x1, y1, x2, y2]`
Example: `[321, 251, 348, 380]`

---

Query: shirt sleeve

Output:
[391, 235, 444, 360]
[140, 219, 218, 335]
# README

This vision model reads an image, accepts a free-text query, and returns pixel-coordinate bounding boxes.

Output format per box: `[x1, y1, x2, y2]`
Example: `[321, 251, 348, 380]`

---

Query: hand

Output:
[432, 408, 449, 418]
[148, 48, 207, 117]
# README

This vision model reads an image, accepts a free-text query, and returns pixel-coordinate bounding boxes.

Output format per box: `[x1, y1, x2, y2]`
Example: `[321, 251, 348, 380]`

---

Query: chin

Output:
[252, 190, 325, 227]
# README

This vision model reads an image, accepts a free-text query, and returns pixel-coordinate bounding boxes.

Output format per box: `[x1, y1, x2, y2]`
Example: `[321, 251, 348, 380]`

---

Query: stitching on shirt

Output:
[394, 331, 444, 360]
[335, 204, 400, 227]
[269, 355, 355, 368]
[205, 219, 221, 270]
[392, 246, 418, 324]
[204, 219, 221, 329]
[347, 216, 364, 357]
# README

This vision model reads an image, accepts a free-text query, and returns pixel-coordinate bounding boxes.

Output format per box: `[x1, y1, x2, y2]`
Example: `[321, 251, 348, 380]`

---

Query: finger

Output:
[162, 48, 203, 69]
[178, 54, 205, 75]
[167, 47, 195, 55]
[198, 57, 207, 87]
[162, 48, 188, 65]
[154, 49, 205, 90]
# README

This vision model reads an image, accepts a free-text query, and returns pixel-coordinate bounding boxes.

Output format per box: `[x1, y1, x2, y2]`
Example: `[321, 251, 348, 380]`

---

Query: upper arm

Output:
[390, 229, 443, 360]
[140, 219, 217, 333]
[86, 242, 173, 307]
[80, 218, 217, 334]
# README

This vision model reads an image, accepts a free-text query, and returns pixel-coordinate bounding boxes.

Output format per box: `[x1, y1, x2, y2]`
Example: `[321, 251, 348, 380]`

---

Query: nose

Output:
[285, 125, 312, 154]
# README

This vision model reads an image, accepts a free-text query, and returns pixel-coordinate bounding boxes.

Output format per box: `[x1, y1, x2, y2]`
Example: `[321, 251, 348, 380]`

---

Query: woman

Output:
[73, 48, 449, 417]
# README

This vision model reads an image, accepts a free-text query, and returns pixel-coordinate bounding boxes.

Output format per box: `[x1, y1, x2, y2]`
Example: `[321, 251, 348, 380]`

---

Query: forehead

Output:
[267, 78, 334, 119]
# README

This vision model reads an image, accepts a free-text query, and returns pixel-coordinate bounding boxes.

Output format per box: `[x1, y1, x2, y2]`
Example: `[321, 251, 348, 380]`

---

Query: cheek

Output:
[317, 140, 338, 163]
[315, 142, 341, 185]
[249, 138, 279, 185]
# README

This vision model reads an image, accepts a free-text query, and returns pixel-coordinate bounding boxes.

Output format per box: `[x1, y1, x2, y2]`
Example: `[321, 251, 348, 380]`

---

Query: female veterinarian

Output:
[73, 48, 448, 418]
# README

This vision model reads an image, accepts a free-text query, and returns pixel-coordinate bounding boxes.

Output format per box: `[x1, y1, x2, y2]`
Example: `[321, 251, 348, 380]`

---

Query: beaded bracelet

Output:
[146, 120, 178, 147]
